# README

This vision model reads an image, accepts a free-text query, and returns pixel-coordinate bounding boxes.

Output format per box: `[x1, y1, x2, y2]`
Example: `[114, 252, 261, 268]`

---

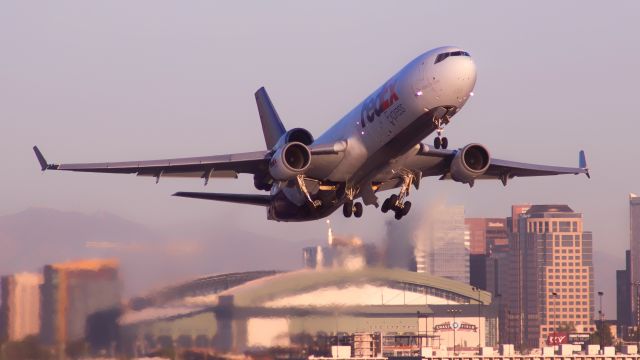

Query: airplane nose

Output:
[418, 50, 477, 109]
[449, 55, 477, 106]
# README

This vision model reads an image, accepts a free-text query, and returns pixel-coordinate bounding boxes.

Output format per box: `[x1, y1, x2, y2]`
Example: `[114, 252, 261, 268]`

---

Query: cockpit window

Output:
[435, 51, 470, 64]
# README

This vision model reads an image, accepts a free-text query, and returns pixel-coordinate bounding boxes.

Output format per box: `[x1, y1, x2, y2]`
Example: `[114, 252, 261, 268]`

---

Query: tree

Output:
[2, 335, 52, 360]
[65, 339, 89, 359]
[152, 347, 176, 359]
[591, 324, 614, 347]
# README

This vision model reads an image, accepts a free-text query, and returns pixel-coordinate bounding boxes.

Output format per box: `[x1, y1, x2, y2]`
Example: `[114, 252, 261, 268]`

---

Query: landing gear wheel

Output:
[402, 201, 412, 216]
[343, 201, 353, 218]
[389, 194, 399, 209]
[353, 202, 363, 218]
[381, 198, 391, 213]
[441, 137, 448, 150]
[434, 136, 441, 149]
[394, 210, 404, 220]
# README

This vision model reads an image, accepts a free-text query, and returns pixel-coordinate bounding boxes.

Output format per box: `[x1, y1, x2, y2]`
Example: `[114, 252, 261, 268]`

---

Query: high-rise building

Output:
[629, 193, 640, 327]
[502, 205, 594, 348]
[414, 205, 469, 283]
[465, 218, 508, 290]
[0, 272, 43, 341]
[617, 250, 632, 337]
[498, 204, 530, 346]
[465, 218, 509, 255]
[40, 259, 121, 346]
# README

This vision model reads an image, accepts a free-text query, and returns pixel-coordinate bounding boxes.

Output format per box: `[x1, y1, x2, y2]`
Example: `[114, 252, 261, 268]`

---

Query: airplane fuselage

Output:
[267, 46, 477, 221]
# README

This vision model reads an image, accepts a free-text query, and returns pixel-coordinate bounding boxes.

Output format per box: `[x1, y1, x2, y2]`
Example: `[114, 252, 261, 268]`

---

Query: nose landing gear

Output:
[433, 118, 448, 150]
[381, 171, 415, 220]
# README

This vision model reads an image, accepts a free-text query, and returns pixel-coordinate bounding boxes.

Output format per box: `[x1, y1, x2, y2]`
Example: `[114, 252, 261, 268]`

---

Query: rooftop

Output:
[526, 205, 574, 214]
[50, 258, 119, 271]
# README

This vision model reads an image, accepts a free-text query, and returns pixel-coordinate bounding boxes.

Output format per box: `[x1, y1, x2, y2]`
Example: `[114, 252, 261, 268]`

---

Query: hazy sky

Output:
[2, 1, 639, 313]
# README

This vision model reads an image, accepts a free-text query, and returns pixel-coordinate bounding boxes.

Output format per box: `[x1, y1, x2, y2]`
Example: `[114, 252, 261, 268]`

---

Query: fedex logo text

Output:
[360, 79, 399, 128]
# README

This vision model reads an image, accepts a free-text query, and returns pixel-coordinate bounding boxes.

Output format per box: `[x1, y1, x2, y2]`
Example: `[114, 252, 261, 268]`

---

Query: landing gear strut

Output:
[433, 118, 448, 150]
[381, 171, 414, 220]
[297, 175, 321, 208]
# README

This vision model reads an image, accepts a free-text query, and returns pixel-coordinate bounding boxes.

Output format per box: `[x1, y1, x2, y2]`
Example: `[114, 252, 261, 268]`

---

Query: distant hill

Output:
[0, 208, 311, 296]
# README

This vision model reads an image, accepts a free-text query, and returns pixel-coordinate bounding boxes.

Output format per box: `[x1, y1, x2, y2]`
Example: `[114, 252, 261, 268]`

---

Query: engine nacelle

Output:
[269, 142, 311, 180]
[272, 128, 314, 149]
[450, 143, 490, 184]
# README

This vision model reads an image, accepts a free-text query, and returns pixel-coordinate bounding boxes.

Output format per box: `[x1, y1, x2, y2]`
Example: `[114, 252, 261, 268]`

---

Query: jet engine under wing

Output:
[33, 146, 270, 182]
[394, 144, 589, 187]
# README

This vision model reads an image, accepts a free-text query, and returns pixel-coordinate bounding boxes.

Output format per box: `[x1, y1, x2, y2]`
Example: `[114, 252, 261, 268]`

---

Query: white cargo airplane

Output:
[34, 46, 589, 221]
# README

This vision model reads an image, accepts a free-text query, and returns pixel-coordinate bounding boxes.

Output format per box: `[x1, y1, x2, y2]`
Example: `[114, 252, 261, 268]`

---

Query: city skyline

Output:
[0, 201, 614, 356]
[0, 200, 625, 321]
[1, 0, 639, 334]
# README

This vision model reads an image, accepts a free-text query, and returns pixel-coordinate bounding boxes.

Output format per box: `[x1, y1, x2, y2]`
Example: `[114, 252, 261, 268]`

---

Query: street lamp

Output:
[417, 311, 421, 353]
[506, 310, 512, 345]
[550, 291, 559, 343]
[472, 286, 482, 351]
[633, 282, 640, 342]
[447, 308, 462, 355]
[597, 291, 604, 348]
[417, 310, 430, 354]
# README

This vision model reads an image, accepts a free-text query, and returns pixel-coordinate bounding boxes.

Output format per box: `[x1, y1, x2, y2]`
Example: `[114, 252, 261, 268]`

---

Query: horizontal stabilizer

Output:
[173, 191, 271, 206]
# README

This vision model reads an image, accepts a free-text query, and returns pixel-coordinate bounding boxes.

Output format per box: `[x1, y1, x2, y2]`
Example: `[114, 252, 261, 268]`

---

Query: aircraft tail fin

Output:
[255, 87, 286, 149]
[173, 191, 272, 206]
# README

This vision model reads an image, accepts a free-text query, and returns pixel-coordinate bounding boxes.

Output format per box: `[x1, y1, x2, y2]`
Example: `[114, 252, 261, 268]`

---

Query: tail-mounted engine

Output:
[267, 128, 314, 181]
[450, 143, 490, 184]
[272, 128, 314, 148]
[269, 142, 311, 180]
[255, 128, 315, 189]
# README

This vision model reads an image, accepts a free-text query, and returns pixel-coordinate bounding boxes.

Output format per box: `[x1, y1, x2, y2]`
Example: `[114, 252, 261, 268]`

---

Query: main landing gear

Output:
[433, 118, 448, 149]
[343, 200, 363, 218]
[380, 171, 414, 220]
[342, 186, 363, 218]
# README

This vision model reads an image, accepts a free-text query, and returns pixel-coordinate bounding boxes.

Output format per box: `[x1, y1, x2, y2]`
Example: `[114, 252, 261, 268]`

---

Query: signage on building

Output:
[433, 321, 477, 332]
[568, 333, 591, 345]
[546, 332, 569, 345]
[547, 332, 590, 345]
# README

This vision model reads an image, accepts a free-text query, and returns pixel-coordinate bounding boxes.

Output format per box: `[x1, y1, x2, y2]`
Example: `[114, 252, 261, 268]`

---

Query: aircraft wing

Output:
[482, 153, 590, 181]
[418, 144, 589, 183]
[377, 144, 589, 191]
[33, 146, 270, 183]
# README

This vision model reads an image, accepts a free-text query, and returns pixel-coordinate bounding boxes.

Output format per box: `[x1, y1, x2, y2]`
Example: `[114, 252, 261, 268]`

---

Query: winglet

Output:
[33, 146, 57, 171]
[579, 150, 590, 179]
[33, 146, 49, 171]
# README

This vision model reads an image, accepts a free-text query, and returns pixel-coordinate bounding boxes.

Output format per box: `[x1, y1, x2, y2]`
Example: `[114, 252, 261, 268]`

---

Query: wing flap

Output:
[136, 170, 238, 179]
